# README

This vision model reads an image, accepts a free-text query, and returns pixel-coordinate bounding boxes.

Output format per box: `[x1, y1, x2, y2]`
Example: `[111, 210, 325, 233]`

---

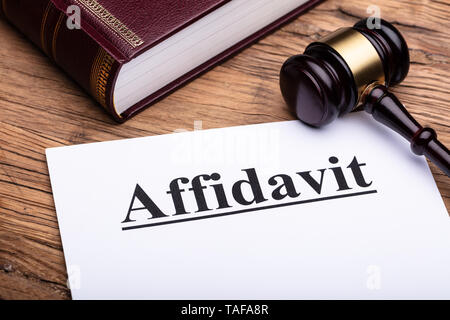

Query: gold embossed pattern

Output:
[74, 0, 144, 48]
[90, 48, 121, 117]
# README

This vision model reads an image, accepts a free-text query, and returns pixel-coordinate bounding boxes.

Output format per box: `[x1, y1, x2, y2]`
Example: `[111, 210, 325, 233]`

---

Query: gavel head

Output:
[280, 18, 409, 126]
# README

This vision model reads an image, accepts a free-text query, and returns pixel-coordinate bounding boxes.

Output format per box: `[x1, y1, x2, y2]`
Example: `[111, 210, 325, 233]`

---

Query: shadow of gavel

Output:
[280, 18, 450, 176]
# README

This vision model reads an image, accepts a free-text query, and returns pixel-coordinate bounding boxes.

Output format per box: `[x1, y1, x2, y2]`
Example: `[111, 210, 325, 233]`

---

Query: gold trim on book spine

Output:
[52, 12, 65, 62]
[90, 48, 122, 118]
[40, 1, 53, 55]
[1, 0, 8, 18]
[90, 49, 101, 97]
[74, 0, 144, 48]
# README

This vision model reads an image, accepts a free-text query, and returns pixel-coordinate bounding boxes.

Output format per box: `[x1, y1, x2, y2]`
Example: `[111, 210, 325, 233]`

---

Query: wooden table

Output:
[0, 0, 449, 299]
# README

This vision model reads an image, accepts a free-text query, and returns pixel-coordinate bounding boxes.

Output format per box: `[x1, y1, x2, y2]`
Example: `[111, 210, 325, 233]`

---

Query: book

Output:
[0, 0, 321, 122]
[46, 112, 450, 299]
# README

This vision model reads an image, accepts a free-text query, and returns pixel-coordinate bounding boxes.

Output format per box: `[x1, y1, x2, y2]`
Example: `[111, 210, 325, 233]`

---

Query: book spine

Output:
[1, 0, 123, 122]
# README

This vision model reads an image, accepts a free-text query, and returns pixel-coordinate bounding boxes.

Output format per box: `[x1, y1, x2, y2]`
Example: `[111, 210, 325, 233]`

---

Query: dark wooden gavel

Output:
[280, 18, 450, 176]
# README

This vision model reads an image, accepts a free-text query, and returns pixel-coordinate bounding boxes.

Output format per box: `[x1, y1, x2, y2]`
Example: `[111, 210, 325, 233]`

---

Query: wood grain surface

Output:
[0, 0, 449, 299]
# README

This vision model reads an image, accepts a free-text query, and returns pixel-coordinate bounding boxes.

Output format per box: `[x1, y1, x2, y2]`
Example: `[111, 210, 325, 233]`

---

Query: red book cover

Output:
[1, 0, 322, 122]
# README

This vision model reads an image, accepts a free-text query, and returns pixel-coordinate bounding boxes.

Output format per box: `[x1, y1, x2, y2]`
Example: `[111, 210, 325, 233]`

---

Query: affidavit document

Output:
[46, 112, 450, 299]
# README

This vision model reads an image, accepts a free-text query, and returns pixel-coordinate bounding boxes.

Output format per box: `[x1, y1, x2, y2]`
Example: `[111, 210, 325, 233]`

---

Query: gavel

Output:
[280, 18, 450, 177]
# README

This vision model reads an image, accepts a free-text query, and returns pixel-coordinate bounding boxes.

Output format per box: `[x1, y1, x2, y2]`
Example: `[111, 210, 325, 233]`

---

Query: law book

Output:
[0, 0, 321, 122]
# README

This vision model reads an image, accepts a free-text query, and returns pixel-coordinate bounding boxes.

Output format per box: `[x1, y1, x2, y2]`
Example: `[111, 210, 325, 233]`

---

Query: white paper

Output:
[46, 112, 450, 300]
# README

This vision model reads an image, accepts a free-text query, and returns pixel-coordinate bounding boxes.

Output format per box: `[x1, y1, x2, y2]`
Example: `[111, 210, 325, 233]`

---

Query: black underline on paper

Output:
[122, 190, 378, 231]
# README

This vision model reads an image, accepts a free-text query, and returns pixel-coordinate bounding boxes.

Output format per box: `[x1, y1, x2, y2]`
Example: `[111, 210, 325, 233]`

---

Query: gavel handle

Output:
[363, 84, 450, 177]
